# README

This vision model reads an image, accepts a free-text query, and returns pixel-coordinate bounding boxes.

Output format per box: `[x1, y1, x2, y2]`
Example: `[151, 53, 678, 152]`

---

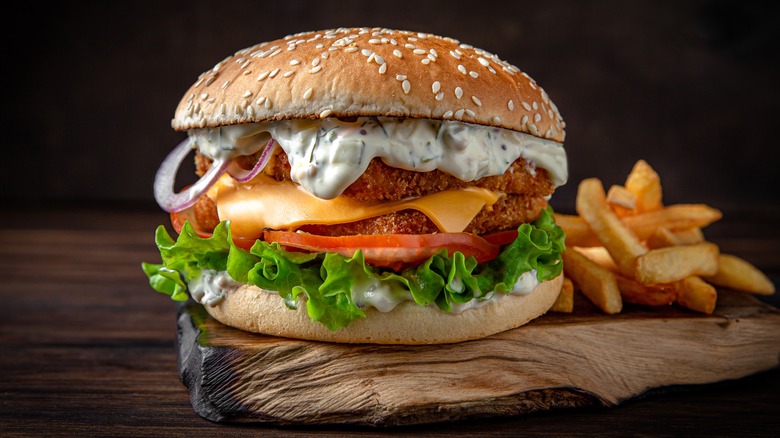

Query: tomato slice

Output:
[264, 230, 500, 271]
[170, 205, 504, 270]
[483, 229, 519, 246]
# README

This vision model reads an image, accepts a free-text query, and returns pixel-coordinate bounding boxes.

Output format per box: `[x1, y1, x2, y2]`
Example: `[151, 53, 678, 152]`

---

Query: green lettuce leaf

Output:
[142, 206, 565, 331]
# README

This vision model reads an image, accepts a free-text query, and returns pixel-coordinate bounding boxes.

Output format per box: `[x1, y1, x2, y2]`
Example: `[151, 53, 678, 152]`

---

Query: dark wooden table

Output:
[2, 204, 779, 437]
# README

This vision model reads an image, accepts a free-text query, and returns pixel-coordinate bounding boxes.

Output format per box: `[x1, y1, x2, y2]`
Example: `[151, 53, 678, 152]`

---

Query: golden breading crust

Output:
[196, 150, 554, 200]
[193, 149, 552, 236]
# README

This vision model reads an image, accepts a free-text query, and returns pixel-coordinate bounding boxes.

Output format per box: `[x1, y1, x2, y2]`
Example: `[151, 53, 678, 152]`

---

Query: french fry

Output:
[635, 242, 719, 284]
[576, 178, 647, 276]
[671, 227, 705, 245]
[621, 205, 722, 240]
[615, 274, 677, 306]
[646, 227, 681, 249]
[606, 184, 637, 216]
[675, 276, 717, 314]
[550, 277, 575, 313]
[573, 246, 619, 272]
[625, 159, 663, 212]
[646, 227, 706, 249]
[562, 249, 622, 314]
[703, 254, 776, 295]
[554, 213, 602, 247]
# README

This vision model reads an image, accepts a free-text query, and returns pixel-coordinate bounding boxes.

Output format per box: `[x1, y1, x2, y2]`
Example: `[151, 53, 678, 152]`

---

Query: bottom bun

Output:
[204, 274, 563, 344]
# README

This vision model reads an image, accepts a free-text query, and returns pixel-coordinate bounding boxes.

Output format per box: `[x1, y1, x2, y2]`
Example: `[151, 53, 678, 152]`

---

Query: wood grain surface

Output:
[2, 206, 779, 436]
[178, 291, 780, 426]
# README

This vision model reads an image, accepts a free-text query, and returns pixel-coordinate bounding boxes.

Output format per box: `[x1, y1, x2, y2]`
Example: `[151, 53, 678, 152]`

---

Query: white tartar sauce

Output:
[189, 269, 237, 306]
[190, 268, 541, 314]
[190, 117, 567, 199]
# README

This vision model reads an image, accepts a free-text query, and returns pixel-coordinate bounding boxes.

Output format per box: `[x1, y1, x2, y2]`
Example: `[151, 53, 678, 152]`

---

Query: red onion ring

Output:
[227, 139, 277, 183]
[154, 137, 230, 213]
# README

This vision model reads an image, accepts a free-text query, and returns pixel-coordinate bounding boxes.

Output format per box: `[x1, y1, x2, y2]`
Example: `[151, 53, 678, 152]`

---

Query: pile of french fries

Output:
[549, 160, 775, 315]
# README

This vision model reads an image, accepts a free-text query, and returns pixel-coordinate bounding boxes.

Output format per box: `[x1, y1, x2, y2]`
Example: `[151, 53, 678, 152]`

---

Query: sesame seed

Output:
[268, 49, 282, 57]
[247, 106, 255, 117]
[264, 99, 272, 109]
[319, 108, 332, 118]
[529, 81, 537, 90]
[390, 38, 397, 45]
[200, 93, 209, 101]
[472, 96, 482, 106]
[234, 104, 242, 116]
[204, 75, 216, 86]
[256, 97, 266, 105]
[455, 87, 463, 99]
[443, 110, 454, 118]
[361, 49, 372, 56]
[488, 66, 497, 74]
[312, 58, 320, 67]
[508, 100, 515, 111]
[430, 49, 438, 57]
[374, 54, 384, 64]
[413, 48, 426, 55]
[478, 57, 489, 67]
[521, 115, 529, 125]
[465, 109, 476, 117]
[393, 49, 403, 58]
[367, 52, 376, 63]
[432, 81, 441, 93]
[427, 53, 436, 62]
[455, 109, 465, 119]
[221, 80, 231, 89]
[344, 46, 359, 53]
[458, 65, 467, 74]
[283, 71, 294, 78]
[402, 79, 411, 94]
[522, 101, 532, 111]
[309, 65, 322, 74]
[532, 101, 539, 110]
[290, 59, 301, 65]
[369, 38, 380, 44]
[449, 50, 461, 59]
[207, 97, 216, 103]
[529, 124, 539, 135]
[421, 58, 431, 65]
[396, 74, 407, 81]
[242, 70, 252, 75]
[256, 71, 270, 81]
[492, 116, 502, 123]
[404, 43, 416, 49]
[321, 52, 329, 59]
[435, 92, 444, 101]
[378, 63, 387, 74]
[303, 88, 313, 99]
[219, 104, 226, 115]
[242, 91, 252, 98]
[469, 71, 479, 78]
[269, 68, 280, 78]
[316, 43, 324, 49]
[534, 113, 542, 123]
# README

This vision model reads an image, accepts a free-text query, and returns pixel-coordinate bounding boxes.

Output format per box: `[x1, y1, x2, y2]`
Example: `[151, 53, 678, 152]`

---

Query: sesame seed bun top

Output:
[172, 27, 566, 143]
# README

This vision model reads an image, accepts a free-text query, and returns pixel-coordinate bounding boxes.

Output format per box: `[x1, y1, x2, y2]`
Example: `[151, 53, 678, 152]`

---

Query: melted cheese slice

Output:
[210, 174, 501, 239]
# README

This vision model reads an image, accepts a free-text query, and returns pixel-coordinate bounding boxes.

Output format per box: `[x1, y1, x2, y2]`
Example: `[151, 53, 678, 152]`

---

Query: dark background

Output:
[4, 0, 779, 216]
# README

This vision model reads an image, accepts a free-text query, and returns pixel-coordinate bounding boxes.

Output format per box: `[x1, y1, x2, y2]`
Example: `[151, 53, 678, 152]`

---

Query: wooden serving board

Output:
[177, 291, 780, 426]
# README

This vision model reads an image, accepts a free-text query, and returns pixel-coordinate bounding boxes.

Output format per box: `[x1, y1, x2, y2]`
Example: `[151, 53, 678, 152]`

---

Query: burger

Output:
[142, 27, 568, 344]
